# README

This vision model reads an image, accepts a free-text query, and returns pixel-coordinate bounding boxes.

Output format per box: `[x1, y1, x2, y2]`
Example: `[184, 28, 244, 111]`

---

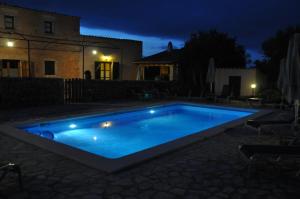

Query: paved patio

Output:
[0, 101, 300, 199]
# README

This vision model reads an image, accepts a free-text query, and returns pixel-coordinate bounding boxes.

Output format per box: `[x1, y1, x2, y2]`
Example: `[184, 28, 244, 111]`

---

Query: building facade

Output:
[0, 3, 142, 80]
[214, 68, 259, 97]
[137, 43, 260, 97]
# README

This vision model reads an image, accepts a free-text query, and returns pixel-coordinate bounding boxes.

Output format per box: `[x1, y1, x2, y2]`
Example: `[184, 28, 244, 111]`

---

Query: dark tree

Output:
[256, 26, 300, 87]
[179, 29, 246, 96]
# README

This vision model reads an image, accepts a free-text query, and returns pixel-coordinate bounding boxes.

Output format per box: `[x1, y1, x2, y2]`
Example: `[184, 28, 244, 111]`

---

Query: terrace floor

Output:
[0, 100, 300, 199]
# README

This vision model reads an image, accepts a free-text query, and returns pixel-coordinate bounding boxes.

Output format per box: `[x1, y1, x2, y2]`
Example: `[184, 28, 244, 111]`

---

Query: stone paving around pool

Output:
[0, 102, 300, 199]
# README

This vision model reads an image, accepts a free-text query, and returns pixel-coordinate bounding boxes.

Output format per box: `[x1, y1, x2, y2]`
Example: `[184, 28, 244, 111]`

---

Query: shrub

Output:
[258, 88, 282, 103]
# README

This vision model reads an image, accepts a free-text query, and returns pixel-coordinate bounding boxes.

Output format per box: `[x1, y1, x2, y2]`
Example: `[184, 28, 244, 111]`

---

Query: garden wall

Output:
[64, 79, 175, 103]
[0, 78, 176, 108]
[0, 78, 64, 109]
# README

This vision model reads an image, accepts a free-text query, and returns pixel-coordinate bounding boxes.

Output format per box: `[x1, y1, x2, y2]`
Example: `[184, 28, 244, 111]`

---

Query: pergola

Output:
[134, 49, 181, 81]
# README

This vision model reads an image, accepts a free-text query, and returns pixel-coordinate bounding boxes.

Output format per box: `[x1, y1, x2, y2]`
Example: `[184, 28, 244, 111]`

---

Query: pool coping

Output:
[0, 102, 272, 173]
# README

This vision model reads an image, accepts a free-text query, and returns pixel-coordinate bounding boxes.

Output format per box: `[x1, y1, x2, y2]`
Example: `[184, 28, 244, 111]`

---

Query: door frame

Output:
[228, 76, 241, 97]
[95, 61, 112, 80]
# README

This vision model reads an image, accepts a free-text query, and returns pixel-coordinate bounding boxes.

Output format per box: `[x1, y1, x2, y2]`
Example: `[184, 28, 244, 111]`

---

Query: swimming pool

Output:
[0, 103, 267, 172]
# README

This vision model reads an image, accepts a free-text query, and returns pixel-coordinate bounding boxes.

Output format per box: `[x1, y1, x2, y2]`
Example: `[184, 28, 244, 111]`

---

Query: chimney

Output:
[167, 41, 173, 52]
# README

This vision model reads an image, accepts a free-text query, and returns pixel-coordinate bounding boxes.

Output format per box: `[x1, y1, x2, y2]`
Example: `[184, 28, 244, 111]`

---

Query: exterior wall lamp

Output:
[7, 41, 14, 47]
[102, 55, 112, 61]
[250, 83, 256, 96]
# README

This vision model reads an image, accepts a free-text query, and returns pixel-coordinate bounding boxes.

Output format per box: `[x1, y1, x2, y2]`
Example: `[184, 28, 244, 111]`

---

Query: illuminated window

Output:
[99, 62, 111, 80]
[4, 15, 14, 29]
[44, 21, 53, 33]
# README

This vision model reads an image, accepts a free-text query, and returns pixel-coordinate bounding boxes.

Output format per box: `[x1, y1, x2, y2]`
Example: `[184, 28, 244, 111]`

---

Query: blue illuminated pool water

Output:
[20, 104, 256, 159]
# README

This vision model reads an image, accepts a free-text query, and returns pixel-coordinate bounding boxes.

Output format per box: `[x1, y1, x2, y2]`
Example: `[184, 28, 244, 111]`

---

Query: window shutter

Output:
[113, 62, 120, 80]
[45, 61, 55, 75]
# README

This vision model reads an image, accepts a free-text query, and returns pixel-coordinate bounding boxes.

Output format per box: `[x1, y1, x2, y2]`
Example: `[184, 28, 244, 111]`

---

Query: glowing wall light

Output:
[250, 83, 256, 89]
[92, 50, 97, 55]
[7, 41, 14, 47]
[101, 55, 112, 61]
[250, 83, 257, 96]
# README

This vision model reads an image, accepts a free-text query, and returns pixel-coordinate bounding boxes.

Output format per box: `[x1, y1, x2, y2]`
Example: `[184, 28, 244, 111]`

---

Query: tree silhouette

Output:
[257, 26, 300, 88]
[178, 29, 246, 96]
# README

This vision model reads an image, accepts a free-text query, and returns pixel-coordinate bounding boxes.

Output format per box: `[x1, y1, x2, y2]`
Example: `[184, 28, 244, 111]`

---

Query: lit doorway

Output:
[95, 61, 120, 80]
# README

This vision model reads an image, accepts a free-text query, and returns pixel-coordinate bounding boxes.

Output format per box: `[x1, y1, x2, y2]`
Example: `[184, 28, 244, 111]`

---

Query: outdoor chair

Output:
[239, 144, 300, 176]
[128, 88, 153, 100]
[246, 117, 300, 148]
[142, 89, 154, 100]
[146, 88, 160, 99]
[157, 88, 171, 99]
[247, 97, 263, 106]
[0, 162, 23, 190]
[245, 118, 295, 136]
[215, 85, 232, 103]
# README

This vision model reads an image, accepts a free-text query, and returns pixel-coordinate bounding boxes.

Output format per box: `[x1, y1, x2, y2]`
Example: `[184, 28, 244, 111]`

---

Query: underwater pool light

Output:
[101, 121, 112, 128]
[149, 109, 155, 114]
[69, 124, 77, 129]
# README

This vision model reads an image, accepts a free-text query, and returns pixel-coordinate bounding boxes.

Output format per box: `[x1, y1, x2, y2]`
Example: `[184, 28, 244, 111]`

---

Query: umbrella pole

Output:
[295, 99, 299, 126]
[280, 95, 284, 109]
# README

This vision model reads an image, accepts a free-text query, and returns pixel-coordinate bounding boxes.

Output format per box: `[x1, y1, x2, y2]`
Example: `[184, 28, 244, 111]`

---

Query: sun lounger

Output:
[157, 88, 172, 99]
[0, 162, 23, 190]
[279, 134, 300, 146]
[239, 144, 300, 176]
[245, 118, 294, 136]
[246, 119, 294, 129]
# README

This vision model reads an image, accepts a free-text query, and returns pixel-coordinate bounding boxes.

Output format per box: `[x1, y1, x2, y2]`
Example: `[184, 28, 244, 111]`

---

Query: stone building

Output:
[137, 42, 260, 97]
[0, 3, 142, 80]
[214, 68, 259, 97]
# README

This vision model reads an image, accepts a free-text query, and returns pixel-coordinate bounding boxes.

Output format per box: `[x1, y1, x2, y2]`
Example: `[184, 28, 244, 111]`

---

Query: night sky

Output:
[3, 0, 300, 61]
